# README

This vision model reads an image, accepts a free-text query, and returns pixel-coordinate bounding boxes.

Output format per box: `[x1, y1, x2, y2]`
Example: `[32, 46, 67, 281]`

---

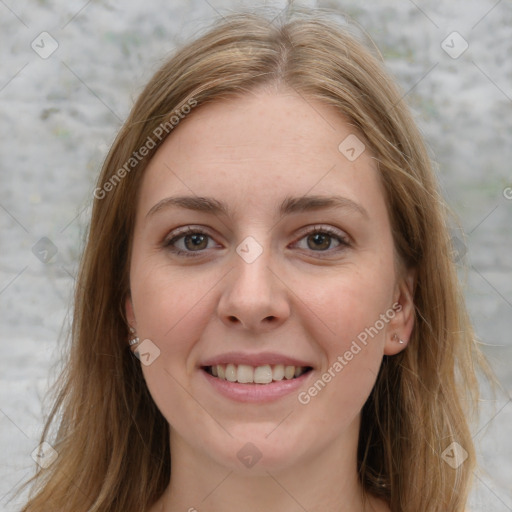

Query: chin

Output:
[209, 431, 307, 475]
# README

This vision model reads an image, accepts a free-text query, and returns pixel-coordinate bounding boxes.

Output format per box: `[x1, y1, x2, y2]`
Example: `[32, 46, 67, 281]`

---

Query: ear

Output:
[384, 268, 415, 356]
[125, 294, 136, 330]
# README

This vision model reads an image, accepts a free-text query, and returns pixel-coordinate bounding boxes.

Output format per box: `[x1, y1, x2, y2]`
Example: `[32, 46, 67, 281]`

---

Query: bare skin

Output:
[126, 86, 414, 512]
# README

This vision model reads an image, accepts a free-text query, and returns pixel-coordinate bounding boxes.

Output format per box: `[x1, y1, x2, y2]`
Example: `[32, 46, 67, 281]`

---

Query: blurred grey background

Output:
[1, 0, 511, 510]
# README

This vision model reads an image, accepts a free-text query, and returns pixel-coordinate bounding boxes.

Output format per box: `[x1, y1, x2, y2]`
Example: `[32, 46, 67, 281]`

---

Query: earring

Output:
[128, 327, 140, 347]
[393, 333, 406, 344]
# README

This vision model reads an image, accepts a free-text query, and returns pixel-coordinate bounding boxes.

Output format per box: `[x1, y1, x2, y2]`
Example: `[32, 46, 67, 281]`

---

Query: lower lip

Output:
[200, 368, 313, 403]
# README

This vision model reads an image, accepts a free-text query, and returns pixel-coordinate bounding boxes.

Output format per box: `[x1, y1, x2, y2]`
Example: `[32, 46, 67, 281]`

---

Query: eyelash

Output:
[162, 225, 351, 259]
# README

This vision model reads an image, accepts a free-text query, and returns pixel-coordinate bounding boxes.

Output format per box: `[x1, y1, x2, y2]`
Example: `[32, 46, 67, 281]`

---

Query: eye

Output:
[162, 224, 351, 259]
[292, 225, 350, 255]
[162, 226, 218, 258]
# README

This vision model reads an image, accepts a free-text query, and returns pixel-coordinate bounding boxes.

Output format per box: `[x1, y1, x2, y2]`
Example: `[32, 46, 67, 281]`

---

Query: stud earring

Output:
[393, 333, 406, 344]
[128, 327, 140, 347]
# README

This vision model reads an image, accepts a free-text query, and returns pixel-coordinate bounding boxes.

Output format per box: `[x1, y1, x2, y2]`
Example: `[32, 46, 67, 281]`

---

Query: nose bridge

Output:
[235, 241, 273, 295]
[231, 234, 276, 304]
[216, 234, 290, 330]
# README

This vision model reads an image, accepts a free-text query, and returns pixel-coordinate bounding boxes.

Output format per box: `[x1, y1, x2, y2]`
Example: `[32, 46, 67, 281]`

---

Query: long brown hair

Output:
[21, 7, 489, 511]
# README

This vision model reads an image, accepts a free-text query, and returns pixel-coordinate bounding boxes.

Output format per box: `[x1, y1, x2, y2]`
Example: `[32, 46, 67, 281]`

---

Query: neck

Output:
[157, 421, 381, 512]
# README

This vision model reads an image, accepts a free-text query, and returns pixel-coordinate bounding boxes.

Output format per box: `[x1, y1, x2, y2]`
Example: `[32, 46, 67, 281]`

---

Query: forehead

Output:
[138, 88, 386, 222]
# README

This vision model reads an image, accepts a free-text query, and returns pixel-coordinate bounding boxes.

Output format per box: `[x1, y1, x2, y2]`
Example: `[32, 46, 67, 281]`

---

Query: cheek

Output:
[130, 259, 215, 367]
[131, 263, 215, 427]
[295, 258, 395, 410]
[133, 259, 196, 326]
[294, 309, 387, 434]
[300, 255, 396, 346]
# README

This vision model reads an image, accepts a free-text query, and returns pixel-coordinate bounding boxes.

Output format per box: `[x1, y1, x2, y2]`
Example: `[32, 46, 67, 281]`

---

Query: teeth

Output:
[206, 363, 309, 384]
[254, 365, 272, 384]
[273, 364, 285, 381]
[225, 363, 237, 382]
[237, 364, 254, 384]
[285, 365, 295, 380]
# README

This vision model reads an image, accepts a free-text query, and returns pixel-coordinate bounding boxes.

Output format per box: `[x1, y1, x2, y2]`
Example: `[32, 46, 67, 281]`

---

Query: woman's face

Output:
[126, 88, 413, 474]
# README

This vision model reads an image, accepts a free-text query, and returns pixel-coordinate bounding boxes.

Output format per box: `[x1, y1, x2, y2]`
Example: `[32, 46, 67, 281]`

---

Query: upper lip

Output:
[200, 352, 314, 368]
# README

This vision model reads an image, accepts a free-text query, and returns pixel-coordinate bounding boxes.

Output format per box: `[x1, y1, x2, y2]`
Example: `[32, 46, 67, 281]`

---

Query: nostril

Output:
[225, 315, 277, 327]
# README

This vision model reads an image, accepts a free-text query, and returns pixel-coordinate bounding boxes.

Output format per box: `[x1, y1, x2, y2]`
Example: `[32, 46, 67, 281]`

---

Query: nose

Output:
[216, 243, 291, 333]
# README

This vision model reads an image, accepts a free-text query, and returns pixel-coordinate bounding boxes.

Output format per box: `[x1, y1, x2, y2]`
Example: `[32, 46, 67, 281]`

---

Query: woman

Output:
[21, 7, 488, 512]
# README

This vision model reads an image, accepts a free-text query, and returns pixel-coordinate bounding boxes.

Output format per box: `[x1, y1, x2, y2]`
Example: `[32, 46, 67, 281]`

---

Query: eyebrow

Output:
[145, 194, 369, 220]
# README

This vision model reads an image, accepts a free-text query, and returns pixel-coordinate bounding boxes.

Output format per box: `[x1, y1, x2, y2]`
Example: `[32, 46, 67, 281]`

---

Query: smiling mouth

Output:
[202, 364, 313, 384]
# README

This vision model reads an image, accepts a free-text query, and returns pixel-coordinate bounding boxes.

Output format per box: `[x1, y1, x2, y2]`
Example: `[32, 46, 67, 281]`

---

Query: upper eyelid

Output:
[164, 224, 348, 240]
[163, 227, 215, 249]
[293, 224, 350, 241]
[164, 225, 217, 243]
